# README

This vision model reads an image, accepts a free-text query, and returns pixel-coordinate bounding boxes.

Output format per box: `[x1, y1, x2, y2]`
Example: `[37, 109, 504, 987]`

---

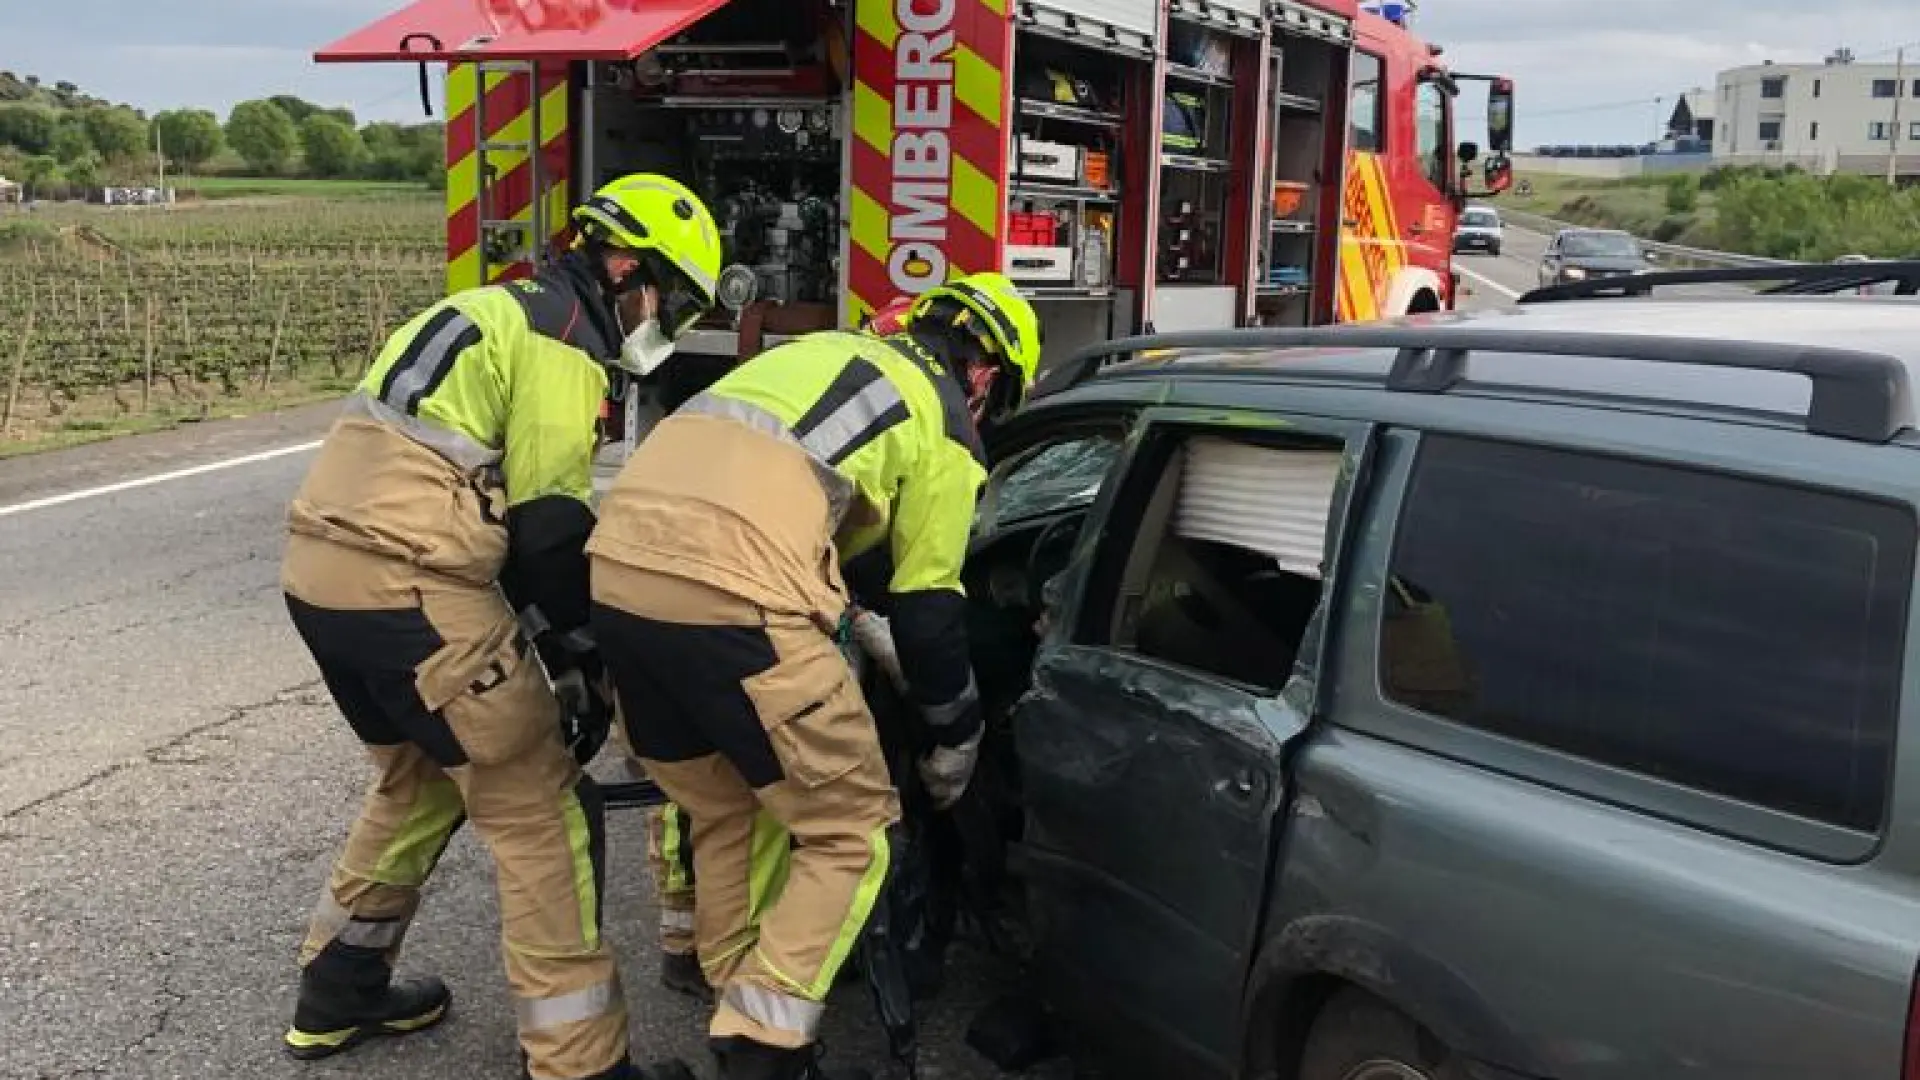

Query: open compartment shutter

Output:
[315, 0, 733, 63]
[1174, 436, 1341, 579]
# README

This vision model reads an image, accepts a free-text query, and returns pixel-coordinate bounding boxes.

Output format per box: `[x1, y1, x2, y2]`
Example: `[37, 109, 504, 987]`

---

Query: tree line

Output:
[0, 76, 445, 198]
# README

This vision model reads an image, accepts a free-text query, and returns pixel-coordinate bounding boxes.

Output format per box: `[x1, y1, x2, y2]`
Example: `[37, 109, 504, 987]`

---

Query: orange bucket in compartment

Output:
[1272, 181, 1309, 218]
[1085, 151, 1111, 190]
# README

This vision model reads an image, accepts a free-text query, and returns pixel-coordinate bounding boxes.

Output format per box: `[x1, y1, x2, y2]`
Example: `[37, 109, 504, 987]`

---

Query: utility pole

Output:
[154, 122, 167, 203]
[1889, 47, 1904, 186]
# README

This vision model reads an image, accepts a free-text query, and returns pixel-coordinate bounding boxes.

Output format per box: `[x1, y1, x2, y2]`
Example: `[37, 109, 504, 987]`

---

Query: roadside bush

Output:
[1664, 175, 1700, 214]
[1713, 171, 1920, 260]
[1651, 214, 1696, 243]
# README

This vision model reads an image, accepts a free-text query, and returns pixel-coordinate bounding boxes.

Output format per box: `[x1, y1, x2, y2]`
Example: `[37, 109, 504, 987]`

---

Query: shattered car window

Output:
[976, 436, 1122, 535]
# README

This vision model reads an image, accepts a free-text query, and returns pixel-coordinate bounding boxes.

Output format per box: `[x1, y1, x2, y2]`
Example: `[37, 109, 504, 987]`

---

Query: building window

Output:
[1758, 119, 1781, 141]
[1810, 121, 1820, 140]
[1871, 120, 1893, 140]
[1873, 78, 1899, 98]
[1912, 79, 1920, 98]
[1761, 76, 1785, 98]
[1814, 78, 1823, 98]
[1378, 435, 1912, 834]
[1910, 121, 1920, 141]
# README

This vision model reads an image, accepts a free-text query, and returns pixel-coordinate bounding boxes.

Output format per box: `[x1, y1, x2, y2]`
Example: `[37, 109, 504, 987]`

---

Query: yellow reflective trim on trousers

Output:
[370, 778, 463, 886]
[760, 825, 891, 1001]
[813, 825, 890, 996]
[661, 803, 690, 892]
[746, 811, 792, 928]
[559, 788, 602, 951]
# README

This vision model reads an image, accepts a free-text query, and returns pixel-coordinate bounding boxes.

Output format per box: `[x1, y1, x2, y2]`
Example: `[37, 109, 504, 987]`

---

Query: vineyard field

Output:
[0, 195, 446, 454]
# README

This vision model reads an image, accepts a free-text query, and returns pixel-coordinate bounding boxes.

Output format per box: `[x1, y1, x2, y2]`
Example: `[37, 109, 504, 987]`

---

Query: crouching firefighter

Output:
[584, 272, 1041, 1080]
[277, 172, 723, 1080]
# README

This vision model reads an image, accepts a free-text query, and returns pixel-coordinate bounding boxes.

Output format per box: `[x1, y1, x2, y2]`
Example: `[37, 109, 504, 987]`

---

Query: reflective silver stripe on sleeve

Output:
[795, 377, 907, 467]
[382, 309, 480, 412]
[660, 909, 696, 933]
[678, 392, 855, 525]
[921, 672, 980, 727]
[722, 983, 826, 1040]
[311, 896, 408, 950]
[516, 977, 625, 1031]
[343, 391, 502, 475]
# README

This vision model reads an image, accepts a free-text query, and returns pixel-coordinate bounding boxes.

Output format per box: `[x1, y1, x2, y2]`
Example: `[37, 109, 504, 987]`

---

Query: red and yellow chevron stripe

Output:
[444, 61, 572, 294]
[844, 0, 1013, 326]
[1335, 151, 1406, 323]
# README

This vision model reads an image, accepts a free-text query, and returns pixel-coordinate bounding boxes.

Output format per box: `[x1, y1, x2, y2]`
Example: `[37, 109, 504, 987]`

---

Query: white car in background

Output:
[1453, 205, 1504, 257]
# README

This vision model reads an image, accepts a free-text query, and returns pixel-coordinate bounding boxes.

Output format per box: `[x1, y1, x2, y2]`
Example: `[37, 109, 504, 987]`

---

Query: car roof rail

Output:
[1519, 259, 1920, 303]
[1045, 324, 1912, 442]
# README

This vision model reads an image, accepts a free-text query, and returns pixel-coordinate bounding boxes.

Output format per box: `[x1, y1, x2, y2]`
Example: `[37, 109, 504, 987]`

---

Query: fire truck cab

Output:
[315, 0, 1512, 429]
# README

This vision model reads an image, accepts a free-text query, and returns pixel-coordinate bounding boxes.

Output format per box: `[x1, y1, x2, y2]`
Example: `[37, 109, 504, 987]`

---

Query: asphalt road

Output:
[0, 227, 1587, 1080]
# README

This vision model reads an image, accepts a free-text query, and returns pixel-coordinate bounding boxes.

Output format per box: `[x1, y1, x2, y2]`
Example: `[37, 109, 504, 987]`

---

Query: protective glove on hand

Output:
[551, 666, 613, 767]
[848, 607, 910, 696]
[917, 726, 983, 811]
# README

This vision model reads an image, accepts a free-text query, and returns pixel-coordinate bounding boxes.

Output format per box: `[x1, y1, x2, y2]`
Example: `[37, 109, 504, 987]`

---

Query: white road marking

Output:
[1455, 262, 1522, 300]
[0, 440, 322, 519]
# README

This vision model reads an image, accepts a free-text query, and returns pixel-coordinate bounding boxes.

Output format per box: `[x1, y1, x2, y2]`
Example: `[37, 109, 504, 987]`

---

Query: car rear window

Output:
[1563, 233, 1640, 258]
[1379, 434, 1912, 833]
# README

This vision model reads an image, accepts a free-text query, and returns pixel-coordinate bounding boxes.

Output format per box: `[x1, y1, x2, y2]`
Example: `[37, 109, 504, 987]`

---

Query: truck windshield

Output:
[1565, 233, 1641, 258]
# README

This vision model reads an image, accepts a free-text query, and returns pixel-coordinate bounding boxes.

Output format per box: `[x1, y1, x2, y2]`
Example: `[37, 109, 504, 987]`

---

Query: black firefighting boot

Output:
[710, 1036, 874, 1080]
[661, 950, 712, 1002]
[284, 941, 451, 1060]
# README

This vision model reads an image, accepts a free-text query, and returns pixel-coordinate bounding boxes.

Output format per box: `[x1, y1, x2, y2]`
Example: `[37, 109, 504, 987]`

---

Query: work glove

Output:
[551, 665, 613, 767]
[848, 607, 910, 696]
[918, 727, 983, 811]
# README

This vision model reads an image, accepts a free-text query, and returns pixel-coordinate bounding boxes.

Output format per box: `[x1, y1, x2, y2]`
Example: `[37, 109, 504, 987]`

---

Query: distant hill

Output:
[0, 73, 125, 115]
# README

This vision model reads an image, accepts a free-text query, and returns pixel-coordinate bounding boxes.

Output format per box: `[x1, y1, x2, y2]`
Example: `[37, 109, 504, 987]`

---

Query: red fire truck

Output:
[314, 0, 1512, 394]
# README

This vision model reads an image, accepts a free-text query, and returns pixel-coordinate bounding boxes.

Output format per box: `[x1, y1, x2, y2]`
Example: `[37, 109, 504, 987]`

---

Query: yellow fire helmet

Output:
[571, 173, 722, 340]
[909, 270, 1042, 416]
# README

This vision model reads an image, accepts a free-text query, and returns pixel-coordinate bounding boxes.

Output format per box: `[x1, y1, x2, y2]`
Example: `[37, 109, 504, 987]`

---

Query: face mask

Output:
[617, 317, 676, 377]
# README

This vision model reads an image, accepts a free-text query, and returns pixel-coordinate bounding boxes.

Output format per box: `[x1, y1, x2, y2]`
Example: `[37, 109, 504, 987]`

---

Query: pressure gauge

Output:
[753, 108, 770, 129]
[776, 109, 804, 134]
[806, 109, 829, 133]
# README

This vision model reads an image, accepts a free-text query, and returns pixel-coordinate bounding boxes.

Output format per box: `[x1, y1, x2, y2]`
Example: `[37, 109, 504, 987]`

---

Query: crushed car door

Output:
[1010, 406, 1375, 1073]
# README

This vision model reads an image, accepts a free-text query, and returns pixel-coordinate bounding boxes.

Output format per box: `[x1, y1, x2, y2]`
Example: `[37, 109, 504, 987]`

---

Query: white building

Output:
[1714, 49, 1920, 177]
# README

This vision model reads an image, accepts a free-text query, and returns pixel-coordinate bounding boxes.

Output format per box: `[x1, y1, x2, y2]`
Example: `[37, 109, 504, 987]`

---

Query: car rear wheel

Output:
[1298, 988, 1464, 1080]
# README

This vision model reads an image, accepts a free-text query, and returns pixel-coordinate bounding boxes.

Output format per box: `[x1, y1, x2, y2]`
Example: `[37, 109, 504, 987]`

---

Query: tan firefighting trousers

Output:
[284, 535, 627, 1080]
[591, 563, 901, 1050]
[603, 720, 698, 954]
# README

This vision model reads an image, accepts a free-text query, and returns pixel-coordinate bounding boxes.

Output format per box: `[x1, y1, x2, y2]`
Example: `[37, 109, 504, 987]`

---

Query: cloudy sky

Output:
[4, 0, 1918, 146]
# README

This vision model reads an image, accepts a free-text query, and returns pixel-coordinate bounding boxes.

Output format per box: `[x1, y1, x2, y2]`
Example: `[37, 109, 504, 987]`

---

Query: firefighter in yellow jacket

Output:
[277, 173, 722, 1080]
[585, 272, 1041, 1080]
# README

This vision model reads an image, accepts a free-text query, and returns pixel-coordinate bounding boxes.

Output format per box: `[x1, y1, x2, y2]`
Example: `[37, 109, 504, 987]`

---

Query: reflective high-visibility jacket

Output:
[286, 252, 617, 661]
[588, 329, 987, 746]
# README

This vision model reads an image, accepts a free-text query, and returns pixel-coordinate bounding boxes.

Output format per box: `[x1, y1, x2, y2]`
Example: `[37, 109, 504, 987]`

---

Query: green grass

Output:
[175, 175, 434, 200]
[1503, 171, 1720, 247]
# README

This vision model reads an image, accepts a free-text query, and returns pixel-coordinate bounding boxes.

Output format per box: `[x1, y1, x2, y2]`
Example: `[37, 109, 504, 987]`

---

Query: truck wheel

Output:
[1297, 988, 1464, 1080]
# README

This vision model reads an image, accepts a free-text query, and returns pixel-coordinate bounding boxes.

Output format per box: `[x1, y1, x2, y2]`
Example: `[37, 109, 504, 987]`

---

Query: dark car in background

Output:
[1538, 227, 1653, 293]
